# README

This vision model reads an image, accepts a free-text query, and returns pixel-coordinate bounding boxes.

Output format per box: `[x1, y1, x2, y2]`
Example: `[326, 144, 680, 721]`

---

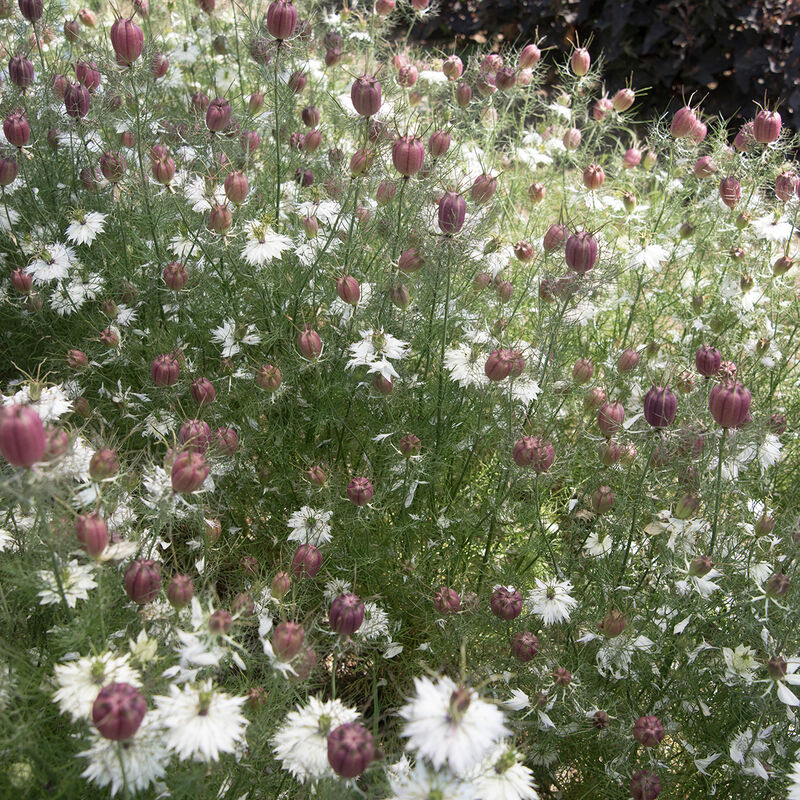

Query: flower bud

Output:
[297, 325, 322, 359]
[271, 570, 291, 599]
[570, 47, 590, 76]
[511, 631, 539, 661]
[512, 436, 554, 472]
[347, 476, 374, 506]
[630, 770, 661, 800]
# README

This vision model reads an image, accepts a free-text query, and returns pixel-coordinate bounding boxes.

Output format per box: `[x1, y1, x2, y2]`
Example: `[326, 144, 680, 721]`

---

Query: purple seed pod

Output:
[167, 574, 194, 607]
[92, 683, 146, 741]
[123, 559, 161, 604]
[75, 513, 109, 557]
[471, 173, 498, 204]
[64, 83, 90, 118]
[591, 485, 615, 514]
[392, 135, 425, 176]
[643, 386, 677, 428]
[272, 620, 304, 661]
[565, 230, 598, 273]
[213, 426, 239, 455]
[670, 106, 697, 138]
[708, 380, 751, 428]
[8, 55, 34, 89]
[438, 191, 466, 235]
[0, 405, 46, 467]
[597, 401, 625, 437]
[630, 770, 661, 800]
[327, 722, 374, 778]
[266, 0, 297, 40]
[297, 325, 322, 359]
[572, 357, 594, 384]
[484, 348, 515, 381]
[695, 345, 721, 377]
[617, 348, 640, 373]
[291, 544, 322, 578]
[329, 593, 365, 636]
[18, 0, 44, 22]
[3, 111, 29, 147]
[178, 419, 212, 453]
[753, 108, 781, 144]
[543, 222, 568, 252]
[512, 436, 554, 472]
[110, 17, 144, 66]
[490, 586, 522, 620]
[89, 448, 119, 479]
[598, 609, 627, 637]
[633, 715, 665, 748]
[151, 354, 180, 387]
[170, 451, 209, 493]
[719, 176, 741, 209]
[336, 275, 360, 305]
[350, 75, 382, 117]
[511, 631, 539, 662]
[347, 476, 374, 506]
[434, 586, 460, 614]
[206, 97, 232, 133]
[191, 377, 215, 405]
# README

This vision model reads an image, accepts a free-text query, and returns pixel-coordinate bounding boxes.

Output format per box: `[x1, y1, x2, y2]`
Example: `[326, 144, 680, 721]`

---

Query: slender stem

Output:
[273, 44, 282, 226]
[709, 429, 727, 556]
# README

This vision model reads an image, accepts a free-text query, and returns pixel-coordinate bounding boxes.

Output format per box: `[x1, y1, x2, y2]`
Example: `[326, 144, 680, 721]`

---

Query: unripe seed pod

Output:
[633, 715, 665, 748]
[390, 283, 411, 309]
[271, 570, 291, 599]
[213, 426, 239, 456]
[599, 439, 622, 466]
[512, 436, 554, 472]
[753, 109, 781, 143]
[329, 593, 365, 635]
[570, 47, 590, 76]
[708, 381, 751, 428]
[373, 374, 394, 395]
[617, 348, 640, 373]
[511, 631, 539, 661]
[583, 163, 605, 190]
[428, 129, 451, 157]
[297, 325, 322, 359]
[100, 151, 126, 183]
[773, 255, 793, 276]
[693, 155, 716, 178]
[528, 182, 546, 204]
[170, 450, 209, 493]
[256, 363, 281, 390]
[0, 404, 46, 467]
[64, 83, 91, 118]
[398, 433, 421, 457]
[110, 17, 144, 66]
[755, 512, 775, 537]
[442, 55, 463, 80]
[674, 493, 699, 520]
[613, 88, 635, 111]
[513, 241, 534, 263]
[19, 0, 44, 21]
[630, 770, 661, 800]
[89, 448, 119, 479]
[178, 419, 211, 452]
[455, 82, 472, 107]
[92, 683, 146, 741]
[768, 412, 787, 435]
[719, 176, 741, 209]
[565, 230, 598, 273]
[543, 223, 567, 252]
[206, 97, 231, 132]
[75, 513, 109, 557]
[643, 386, 677, 428]
[291, 543, 322, 578]
[695, 345, 721, 377]
[598, 609, 627, 637]
[670, 106, 697, 139]
[494, 67, 517, 90]
[336, 275, 360, 305]
[0, 157, 18, 186]
[471, 173, 497, 204]
[689, 117, 707, 142]
[519, 44, 541, 68]
[438, 191, 466, 234]
[589, 97, 611, 123]
[490, 586, 522, 620]
[163, 261, 189, 290]
[485, 348, 515, 381]
[151, 354, 180, 387]
[623, 147, 642, 168]
[572, 357, 594, 384]
[775, 171, 798, 202]
[167, 574, 194, 607]
[397, 64, 418, 87]
[434, 586, 460, 614]
[124, 558, 161, 604]
[598, 401, 625, 437]
[563, 127, 581, 149]
[272, 620, 304, 661]
[591, 485, 615, 514]
[267, 0, 297, 39]
[192, 91, 210, 112]
[151, 53, 169, 79]
[327, 722, 374, 779]
[765, 571, 790, 597]
[347, 476, 374, 506]
[553, 667, 572, 687]
[67, 349, 89, 369]
[224, 171, 249, 205]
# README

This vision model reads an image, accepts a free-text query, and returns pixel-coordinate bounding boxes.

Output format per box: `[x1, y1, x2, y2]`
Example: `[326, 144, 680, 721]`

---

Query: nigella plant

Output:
[0, 1, 798, 799]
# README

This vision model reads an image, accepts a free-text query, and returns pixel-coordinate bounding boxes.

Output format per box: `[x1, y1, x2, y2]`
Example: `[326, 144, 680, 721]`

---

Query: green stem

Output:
[709, 429, 727, 556]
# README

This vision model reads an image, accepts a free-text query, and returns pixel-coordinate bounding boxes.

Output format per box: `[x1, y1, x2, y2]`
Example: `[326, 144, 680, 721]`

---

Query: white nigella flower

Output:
[676, 564, 722, 598]
[357, 601, 391, 641]
[323, 577, 353, 601]
[749, 213, 793, 242]
[444, 344, 490, 389]
[80, 714, 168, 796]
[347, 329, 409, 381]
[3, 384, 73, 421]
[471, 744, 540, 800]
[627, 243, 669, 272]
[49, 274, 104, 316]
[389, 761, 472, 800]
[398, 676, 510, 776]
[210, 319, 262, 358]
[38, 559, 97, 607]
[53, 652, 142, 721]
[287, 507, 333, 546]
[272, 696, 360, 782]
[503, 689, 531, 712]
[66, 211, 107, 246]
[583, 531, 612, 556]
[761, 655, 800, 706]
[729, 727, 772, 780]
[722, 644, 758, 684]
[154, 680, 248, 762]
[241, 220, 293, 267]
[525, 578, 578, 626]
[596, 633, 654, 679]
[510, 377, 541, 404]
[25, 242, 77, 284]
[788, 759, 800, 799]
